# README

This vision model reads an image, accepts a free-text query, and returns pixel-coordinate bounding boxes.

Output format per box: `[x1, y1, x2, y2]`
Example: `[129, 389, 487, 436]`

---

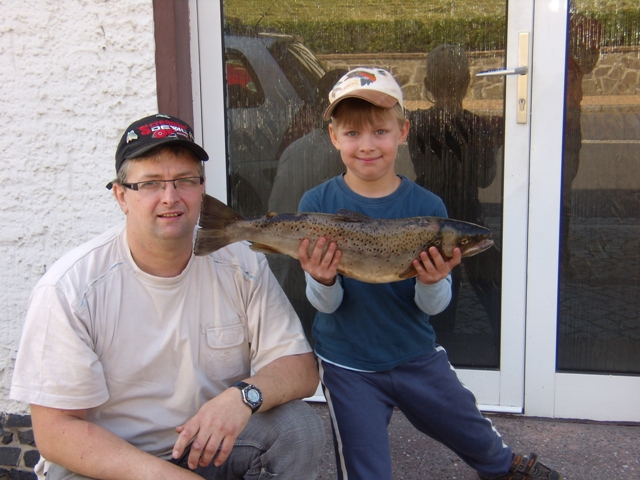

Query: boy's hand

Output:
[414, 246, 461, 285]
[298, 237, 342, 286]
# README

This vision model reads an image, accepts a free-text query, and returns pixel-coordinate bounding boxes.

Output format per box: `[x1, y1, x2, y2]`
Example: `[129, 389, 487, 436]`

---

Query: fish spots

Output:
[195, 194, 493, 283]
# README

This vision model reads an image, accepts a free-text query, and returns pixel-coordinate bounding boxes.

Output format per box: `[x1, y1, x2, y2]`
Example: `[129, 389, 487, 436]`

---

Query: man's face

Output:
[113, 150, 205, 247]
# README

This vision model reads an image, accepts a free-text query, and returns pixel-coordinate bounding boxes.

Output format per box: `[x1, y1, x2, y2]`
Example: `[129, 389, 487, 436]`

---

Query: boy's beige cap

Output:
[323, 67, 404, 121]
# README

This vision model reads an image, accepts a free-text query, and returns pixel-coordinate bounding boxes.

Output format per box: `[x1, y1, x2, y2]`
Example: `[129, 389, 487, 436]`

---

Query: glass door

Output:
[192, 0, 534, 410]
[525, 0, 640, 421]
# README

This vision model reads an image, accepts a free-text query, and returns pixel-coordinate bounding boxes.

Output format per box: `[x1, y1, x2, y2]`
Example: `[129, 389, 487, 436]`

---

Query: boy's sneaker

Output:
[479, 453, 562, 480]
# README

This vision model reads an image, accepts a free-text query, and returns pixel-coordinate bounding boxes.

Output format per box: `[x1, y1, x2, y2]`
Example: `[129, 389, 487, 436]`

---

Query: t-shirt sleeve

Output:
[10, 284, 109, 409]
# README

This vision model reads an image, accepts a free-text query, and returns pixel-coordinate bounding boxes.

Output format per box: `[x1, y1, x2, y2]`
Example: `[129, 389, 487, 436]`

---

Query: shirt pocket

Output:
[200, 322, 250, 381]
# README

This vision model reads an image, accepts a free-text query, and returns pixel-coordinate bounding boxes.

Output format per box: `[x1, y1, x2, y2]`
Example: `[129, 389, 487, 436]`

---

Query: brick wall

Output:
[319, 46, 640, 111]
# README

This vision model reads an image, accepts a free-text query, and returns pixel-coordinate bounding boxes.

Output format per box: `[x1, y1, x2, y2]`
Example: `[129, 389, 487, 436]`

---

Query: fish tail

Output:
[194, 194, 244, 255]
[199, 194, 244, 229]
[194, 228, 232, 255]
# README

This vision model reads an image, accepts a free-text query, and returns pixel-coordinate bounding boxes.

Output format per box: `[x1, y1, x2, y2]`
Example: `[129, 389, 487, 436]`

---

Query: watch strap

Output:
[231, 381, 262, 413]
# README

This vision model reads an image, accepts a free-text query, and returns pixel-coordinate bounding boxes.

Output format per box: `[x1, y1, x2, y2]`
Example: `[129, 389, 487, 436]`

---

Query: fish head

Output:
[438, 221, 494, 258]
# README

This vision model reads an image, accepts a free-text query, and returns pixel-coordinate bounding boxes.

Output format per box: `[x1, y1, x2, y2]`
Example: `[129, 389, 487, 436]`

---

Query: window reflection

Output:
[222, 2, 507, 367]
[557, 3, 640, 374]
[224, 30, 327, 217]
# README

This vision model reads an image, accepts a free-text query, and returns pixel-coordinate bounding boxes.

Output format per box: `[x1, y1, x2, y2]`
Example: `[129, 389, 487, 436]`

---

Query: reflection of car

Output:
[224, 31, 327, 217]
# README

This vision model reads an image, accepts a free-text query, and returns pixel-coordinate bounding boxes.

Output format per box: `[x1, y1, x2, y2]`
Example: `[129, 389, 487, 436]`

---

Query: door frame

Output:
[524, 0, 640, 422]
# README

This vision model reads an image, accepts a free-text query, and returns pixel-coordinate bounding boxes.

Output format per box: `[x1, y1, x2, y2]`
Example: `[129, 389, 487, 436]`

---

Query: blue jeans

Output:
[319, 347, 513, 480]
[46, 400, 325, 480]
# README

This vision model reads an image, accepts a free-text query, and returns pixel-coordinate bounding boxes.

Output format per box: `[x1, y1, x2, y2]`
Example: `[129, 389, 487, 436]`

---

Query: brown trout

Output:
[194, 194, 494, 283]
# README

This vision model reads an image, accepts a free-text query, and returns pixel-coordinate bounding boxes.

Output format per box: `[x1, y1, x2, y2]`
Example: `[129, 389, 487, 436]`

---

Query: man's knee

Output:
[265, 400, 325, 451]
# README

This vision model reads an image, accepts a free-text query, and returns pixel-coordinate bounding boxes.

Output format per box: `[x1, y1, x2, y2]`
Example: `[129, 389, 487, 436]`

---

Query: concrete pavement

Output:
[310, 403, 640, 480]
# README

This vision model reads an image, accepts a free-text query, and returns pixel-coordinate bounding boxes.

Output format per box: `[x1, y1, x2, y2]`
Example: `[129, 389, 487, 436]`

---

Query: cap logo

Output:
[329, 69, 397, 104]
[347, 70, 376, 86]
[113, 114, 209, 177]
[126, 130, 138, 144]
[152, 130, 180, 140]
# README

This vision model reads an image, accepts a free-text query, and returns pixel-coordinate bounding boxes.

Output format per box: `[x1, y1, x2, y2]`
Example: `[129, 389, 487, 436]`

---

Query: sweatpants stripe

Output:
[318, 358, 349, 480]
[437, 345, 507, 448]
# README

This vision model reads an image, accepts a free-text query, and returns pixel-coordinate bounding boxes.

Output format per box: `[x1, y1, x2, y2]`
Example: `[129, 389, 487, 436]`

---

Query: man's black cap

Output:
[114, 114, 209, 174]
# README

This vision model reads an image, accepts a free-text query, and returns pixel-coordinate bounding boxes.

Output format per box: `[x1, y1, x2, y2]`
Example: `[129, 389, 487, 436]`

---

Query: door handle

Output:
[476, 32, 530, 124]
[476, 66, 528, 76]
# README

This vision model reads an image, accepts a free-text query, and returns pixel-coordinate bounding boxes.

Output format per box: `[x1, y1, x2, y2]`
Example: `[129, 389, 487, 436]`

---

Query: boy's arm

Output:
[413, 246, 461, 314]
[298, 236, 344, 313]
[415, 276, 452, 315]
[305, 271, 344, 313]
[30, 405, 201, 480]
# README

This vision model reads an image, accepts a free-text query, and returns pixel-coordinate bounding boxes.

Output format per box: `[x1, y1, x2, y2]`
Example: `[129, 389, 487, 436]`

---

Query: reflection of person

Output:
[407, 45, 503, 342]
[274, 69, 349, 162]
[270, 69, 348, 211]
[10, 114, 324, 480]
[561, 12, 601, 273]
[268, 70, 347, 345]
[297, 68, 561, 480]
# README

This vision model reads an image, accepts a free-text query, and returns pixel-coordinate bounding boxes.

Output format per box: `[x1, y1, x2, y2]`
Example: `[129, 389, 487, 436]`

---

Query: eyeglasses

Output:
[121, 176, 204, 194]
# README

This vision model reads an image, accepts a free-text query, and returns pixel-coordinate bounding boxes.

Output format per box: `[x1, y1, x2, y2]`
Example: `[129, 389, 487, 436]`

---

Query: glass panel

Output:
[557, 1, 640, 374]
[222, 1, 508, 368]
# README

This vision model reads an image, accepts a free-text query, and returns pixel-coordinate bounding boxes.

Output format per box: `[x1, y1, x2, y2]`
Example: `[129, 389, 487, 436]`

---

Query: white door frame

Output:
[525, 0, 640, 422]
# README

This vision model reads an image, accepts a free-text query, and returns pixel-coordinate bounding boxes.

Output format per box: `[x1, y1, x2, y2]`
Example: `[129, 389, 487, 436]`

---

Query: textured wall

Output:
[0, 0, 157, 414]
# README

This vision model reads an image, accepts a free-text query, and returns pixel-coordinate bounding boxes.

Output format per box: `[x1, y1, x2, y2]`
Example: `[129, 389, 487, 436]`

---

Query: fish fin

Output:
[334, 209, 371, 223]
[398, 265, 419, 280]
[194, 229, 231, 256]
[198, 194, 244, 230]
[249, 243, 285, 255]
[266, 211, 278, 219]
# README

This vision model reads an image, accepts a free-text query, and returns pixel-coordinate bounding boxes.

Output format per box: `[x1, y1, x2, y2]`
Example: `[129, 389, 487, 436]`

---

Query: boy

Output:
[297, 68, 561, 480]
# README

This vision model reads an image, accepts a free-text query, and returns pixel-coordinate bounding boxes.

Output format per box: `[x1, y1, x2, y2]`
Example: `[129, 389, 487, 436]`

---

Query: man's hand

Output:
[414, 246, 461, 285]
[298, 237, 342, 286]
[172, 353, 318, 471]
[172, 387, 252, 470]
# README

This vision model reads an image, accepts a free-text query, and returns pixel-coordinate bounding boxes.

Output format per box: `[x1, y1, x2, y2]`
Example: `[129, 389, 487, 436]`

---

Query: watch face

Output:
[246, 388, 261, 403]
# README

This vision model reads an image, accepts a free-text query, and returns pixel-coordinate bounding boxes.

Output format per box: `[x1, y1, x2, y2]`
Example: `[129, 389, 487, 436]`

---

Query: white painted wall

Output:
[0, 0, 158, 414]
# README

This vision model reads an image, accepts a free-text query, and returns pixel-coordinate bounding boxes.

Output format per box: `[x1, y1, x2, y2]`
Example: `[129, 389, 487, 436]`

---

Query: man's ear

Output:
[112, 184, 129, 214]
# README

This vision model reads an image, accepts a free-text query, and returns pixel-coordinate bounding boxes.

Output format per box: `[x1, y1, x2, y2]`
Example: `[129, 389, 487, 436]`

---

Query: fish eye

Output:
[460, 238, 469, 245]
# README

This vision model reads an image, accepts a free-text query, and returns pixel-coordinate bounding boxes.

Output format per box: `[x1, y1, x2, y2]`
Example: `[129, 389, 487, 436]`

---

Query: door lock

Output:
[477, 32, 530, 124]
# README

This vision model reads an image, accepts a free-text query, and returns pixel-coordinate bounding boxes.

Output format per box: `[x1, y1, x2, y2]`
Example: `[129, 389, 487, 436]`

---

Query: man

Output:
[11, 114, 324, 480]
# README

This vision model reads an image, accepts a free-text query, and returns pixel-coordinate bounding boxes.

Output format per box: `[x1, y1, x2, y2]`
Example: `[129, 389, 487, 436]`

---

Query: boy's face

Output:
[329, 109, 409, 186]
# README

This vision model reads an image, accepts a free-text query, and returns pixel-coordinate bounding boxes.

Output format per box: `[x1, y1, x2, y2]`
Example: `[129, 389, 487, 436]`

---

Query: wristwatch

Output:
[231, 381, 263, 414]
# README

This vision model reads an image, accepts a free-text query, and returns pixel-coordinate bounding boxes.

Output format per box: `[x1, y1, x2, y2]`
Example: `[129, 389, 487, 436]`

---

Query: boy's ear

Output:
[328, 123, 341, 150]
[399, 119, 410, 143]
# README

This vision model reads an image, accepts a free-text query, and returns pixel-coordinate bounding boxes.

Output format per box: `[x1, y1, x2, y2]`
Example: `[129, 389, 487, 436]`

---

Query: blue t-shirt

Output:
[299, 174, 448, 371]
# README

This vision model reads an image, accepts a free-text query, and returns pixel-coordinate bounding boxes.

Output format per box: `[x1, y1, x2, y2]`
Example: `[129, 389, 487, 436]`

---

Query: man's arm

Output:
[30, 404, 202, 480]
[173, 352, 318, 471]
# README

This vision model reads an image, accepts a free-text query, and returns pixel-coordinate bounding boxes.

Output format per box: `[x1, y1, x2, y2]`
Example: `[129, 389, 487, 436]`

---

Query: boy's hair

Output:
[330, 97, 406, 129]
